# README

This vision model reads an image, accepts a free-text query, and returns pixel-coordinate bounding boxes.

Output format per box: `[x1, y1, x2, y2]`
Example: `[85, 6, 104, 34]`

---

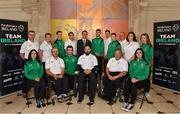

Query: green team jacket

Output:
[107, 40, 121, 60]
[92, 37, 104, 56]
[140, 44, 153, 65]
[54, 39, 66, 58]
[64, 55, 78, 75]
[129, 58, 150, 81]
[24, 59, 44, 80]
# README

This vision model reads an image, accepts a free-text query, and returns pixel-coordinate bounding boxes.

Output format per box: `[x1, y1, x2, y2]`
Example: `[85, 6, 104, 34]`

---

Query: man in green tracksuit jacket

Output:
[92, 29, 104, 77]
[107, 33, 121, 60]
[54, 31, 66, 59]
[64, 45, 78, 91]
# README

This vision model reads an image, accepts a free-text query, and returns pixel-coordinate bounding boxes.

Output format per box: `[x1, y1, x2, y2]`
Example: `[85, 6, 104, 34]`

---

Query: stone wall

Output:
[128, 0, 180, 44]
[0, 0, 50, 43]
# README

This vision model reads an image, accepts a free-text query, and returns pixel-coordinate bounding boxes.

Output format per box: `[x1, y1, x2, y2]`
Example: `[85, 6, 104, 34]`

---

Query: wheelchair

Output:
[73, 67, 103, 98]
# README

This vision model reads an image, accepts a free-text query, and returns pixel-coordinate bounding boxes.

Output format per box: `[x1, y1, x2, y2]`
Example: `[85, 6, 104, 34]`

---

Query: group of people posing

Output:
[20, 29, 153, 112]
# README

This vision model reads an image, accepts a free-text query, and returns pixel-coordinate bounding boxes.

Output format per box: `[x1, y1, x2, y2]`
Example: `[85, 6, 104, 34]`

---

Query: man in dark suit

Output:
[77, 30, 91, 57]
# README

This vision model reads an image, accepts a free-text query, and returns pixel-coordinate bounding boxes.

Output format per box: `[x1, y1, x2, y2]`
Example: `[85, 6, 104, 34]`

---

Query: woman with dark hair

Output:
[122, 48, 150, 112]
[124, 32, 139, 63]
[24, 49, 46, 108]
[140, 33, 154, 95]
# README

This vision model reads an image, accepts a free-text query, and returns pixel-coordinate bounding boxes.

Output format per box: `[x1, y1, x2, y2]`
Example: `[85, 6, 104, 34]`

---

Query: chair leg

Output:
[139, 92, 145, 109]
[26, 91, 32, 108]
[97, 76, 102, 97]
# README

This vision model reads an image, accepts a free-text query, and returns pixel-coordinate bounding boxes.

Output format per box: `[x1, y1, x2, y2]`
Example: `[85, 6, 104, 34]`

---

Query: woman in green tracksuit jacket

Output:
[140, 33, 154, 93]
[122, 48, 150, 112]
[24, 49, 46, 108]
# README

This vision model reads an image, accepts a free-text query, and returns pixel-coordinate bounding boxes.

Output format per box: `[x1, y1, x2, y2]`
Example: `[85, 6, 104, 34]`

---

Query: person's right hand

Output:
[108, 75, 113, 80]
[131, 78, 138, 83]
[35, 78, 40, 82]
[54, 74, 59, 80]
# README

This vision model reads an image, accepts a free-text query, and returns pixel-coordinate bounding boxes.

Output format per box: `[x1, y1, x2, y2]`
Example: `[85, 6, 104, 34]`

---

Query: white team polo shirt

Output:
[45, 56, 65, 74]
[104, 37, 112, 56]
[107, 57, 128, 72]
[77, 53, 98, 70]
[40, 41, 52, 62]
[119, 39, 128, 53]
[124, 41, 139, 61]
[20, 40, 39, 59]
[65, 39, 77, 55]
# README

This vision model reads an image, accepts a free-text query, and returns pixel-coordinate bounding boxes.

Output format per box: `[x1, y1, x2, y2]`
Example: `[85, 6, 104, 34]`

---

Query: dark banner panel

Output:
[0, 19, 28, 97]
[153, 20, 180, 92]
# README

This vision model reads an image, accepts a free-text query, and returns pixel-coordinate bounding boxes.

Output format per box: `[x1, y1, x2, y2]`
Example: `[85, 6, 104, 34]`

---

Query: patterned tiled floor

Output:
[0, 85, 179, 114]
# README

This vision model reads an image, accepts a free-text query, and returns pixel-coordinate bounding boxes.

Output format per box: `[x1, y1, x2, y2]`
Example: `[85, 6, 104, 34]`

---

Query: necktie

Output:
[83, 39, 86, 46]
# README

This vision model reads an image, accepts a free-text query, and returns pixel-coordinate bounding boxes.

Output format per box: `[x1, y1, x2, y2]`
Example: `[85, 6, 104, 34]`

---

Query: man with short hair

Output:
[119, 32, 128, 54]
[64, 45, 78, 92]
[54, 31, 65, 58]
[92, 29, 104, 77]
[77, 45, 98, 105]
[106, 33, 121, 60]
[77, 30, 91, 57]
[45, 48, 69, 101]
[65, 32, 77, 55]
[103, 49, 128, 103]
[20, 30, 39, 60]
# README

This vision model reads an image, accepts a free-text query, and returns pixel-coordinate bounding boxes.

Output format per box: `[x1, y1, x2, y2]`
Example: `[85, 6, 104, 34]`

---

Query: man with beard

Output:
[77, 45, 98, 105]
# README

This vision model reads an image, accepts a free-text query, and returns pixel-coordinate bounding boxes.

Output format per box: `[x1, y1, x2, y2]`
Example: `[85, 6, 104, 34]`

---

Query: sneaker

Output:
[87, 101, 94, 105]
[77, 99, 82, 104]
[40, 99, 46, 107]
[145, 92, 150, 97]
[36, 100, 42, 108]
[124, 104, 134, 112]
[57, 94, 63, 99]
[62, 94, 70, 101]
[121, 102, 128, 110]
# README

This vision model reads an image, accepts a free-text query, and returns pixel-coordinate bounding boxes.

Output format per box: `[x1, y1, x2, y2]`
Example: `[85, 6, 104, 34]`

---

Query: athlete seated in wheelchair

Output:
[102, 49, 128, 103]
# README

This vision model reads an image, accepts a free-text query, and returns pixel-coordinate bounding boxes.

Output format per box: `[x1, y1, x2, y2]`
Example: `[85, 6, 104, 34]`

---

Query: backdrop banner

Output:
[153, 20, 180, 92]
[0, 19, 28, 97]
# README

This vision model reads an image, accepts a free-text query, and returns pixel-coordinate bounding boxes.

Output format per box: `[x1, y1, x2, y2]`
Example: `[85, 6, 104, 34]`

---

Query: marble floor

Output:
[0, 85, 179, 114]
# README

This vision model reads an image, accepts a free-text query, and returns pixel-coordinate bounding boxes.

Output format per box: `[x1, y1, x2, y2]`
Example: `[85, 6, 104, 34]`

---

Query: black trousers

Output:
[42, 62, 48, 86]
[78, 72, 97, 101]
[27, 79, 46, 100]
[123, 77, 148, 104]
[103, 72, 124, 100]
[49, 76, 69, 96]
[65, 74, 75, 90]
[103, 58, 108, 72]
[96, 56, 103, 77]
